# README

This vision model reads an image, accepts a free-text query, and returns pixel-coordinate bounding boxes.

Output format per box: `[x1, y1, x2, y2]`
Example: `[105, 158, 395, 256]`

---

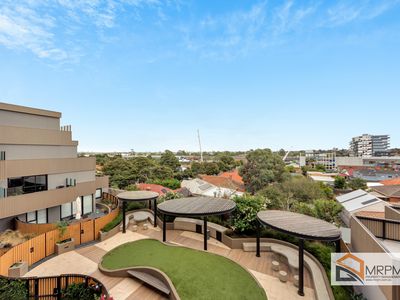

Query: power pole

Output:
[197, 129, 203, 162]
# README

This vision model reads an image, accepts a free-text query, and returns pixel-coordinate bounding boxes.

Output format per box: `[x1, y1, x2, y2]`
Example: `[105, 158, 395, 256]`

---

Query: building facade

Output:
[305, 150, 336, 170]
[350, 134, 390, 157]
[0, 103, 108, 230]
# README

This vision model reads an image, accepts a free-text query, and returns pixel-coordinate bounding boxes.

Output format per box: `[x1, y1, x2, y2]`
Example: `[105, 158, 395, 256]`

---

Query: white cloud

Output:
[325, 0, 400, 27]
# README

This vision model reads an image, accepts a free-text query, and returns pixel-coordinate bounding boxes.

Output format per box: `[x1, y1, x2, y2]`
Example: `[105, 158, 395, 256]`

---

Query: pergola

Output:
[117, 191, 159, 233]
[256, 210, 341, 296]
[157, 196, 236, 251]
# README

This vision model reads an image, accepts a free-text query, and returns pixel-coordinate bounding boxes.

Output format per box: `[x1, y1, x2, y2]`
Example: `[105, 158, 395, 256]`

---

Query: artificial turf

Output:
[101, 239, 267, 300]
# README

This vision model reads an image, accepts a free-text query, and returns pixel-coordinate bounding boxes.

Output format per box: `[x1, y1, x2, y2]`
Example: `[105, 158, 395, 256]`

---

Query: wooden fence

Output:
[0, 198, 120, 276]
[357, 216, 400, 241]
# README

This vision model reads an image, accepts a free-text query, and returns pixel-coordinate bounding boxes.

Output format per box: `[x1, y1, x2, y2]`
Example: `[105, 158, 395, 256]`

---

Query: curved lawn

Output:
[100, 239, 267, 300]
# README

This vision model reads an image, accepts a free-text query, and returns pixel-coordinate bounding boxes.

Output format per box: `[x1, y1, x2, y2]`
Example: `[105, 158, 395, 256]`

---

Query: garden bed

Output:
[100, 239, 267, 300]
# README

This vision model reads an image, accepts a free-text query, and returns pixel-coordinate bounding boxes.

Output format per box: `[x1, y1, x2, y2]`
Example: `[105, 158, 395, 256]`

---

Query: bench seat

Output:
[127, 270, 170, 295]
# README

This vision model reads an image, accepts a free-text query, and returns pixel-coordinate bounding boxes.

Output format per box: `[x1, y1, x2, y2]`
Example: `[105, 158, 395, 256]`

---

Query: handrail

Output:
[0, 273, 109, 298]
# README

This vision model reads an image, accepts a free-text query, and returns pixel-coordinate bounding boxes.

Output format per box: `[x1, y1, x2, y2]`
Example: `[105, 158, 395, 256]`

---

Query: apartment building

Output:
[350, 134, 390, 157]
[305, 150, 336, 170]
[0, 102, 108, 230]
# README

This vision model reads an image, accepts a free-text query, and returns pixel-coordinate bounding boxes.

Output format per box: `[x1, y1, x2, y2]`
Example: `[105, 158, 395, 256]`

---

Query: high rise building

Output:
[350, 134, 390, 157]
[0, 102, 109, 230]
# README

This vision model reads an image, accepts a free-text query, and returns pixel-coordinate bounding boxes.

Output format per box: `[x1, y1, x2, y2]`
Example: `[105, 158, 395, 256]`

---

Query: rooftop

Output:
[0, 102, 61, 118]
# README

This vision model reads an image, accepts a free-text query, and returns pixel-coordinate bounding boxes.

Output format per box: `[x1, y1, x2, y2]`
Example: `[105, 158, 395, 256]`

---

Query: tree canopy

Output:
[240, 149, 286, 194]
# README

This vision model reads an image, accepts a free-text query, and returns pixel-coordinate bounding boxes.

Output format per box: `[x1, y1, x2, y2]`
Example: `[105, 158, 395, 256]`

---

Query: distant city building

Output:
[350, 134, 390, 157]
[305, 150, 336, 170]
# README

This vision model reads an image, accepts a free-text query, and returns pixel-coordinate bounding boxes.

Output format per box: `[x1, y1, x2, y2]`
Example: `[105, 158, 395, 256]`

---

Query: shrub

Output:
[62, 283, 100, 300]
[231, 194, 265, 233]
[102, 213, 122, 232]
[0, 278, 27, 300]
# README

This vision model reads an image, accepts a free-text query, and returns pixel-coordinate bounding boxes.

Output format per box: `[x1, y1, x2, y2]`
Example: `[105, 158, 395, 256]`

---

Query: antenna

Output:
[197, 129, 203, 162]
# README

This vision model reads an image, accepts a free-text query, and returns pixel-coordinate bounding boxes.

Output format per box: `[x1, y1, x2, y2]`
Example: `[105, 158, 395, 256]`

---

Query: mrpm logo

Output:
[331, 253, 400, 286]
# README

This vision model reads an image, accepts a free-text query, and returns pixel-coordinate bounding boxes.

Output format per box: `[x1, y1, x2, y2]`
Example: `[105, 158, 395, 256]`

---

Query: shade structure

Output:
[158, 196, 236, 250]
[117, 191, 159, 233]
[256, 210, 341, 297]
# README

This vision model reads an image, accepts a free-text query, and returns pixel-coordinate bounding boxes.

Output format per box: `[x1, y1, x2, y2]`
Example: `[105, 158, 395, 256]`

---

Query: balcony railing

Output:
[357, 216, 400, 241]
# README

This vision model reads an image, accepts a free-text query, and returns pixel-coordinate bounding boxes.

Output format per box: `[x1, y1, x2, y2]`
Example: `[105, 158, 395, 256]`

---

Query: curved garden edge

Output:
[98, 238, 268, 300]
[99, 265, 180, 300]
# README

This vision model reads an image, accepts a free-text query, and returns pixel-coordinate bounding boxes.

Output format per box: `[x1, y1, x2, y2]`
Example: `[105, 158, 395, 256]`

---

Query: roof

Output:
[219, 170, 244, 184]
[200, 175, 245, 192]
[117, 191, 159, 201]
[309, 175, 335, 183]
[381, 178, 400, 186]
[336, 189, 387, 213]
[181, 179, 243, 199]
[336, 190, 367, 203]
[0, 102, 61, 118]
[158, 196, 236, 217]
[257, 210, 341, 241]
[372, 185, 400, 198]
[137, 183, 172, 195]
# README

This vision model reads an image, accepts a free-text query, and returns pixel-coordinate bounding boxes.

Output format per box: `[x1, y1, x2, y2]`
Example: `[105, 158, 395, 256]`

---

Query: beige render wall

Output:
[0, 110, 60, 130]
[0, 145, 77, 160]
[0, 125, 76, 146]
[0, 157, 95, 180]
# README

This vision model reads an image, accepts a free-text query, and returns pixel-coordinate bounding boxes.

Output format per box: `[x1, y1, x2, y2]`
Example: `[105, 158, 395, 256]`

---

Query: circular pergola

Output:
[117, 191, 159, 233]
[256, 210, 341, 297]
[157, 196, 236, 251]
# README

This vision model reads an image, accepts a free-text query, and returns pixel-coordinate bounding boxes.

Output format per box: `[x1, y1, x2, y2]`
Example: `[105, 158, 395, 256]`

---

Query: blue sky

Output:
[0, 0, 400, 152]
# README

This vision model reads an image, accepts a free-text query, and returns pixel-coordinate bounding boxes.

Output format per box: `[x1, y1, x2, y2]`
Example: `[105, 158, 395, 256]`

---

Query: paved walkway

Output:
[25, 226, 316, 300]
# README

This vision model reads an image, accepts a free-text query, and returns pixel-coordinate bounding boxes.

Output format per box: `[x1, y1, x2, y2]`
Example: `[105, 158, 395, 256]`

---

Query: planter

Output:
[56, 238, 75, 255]
[99, 225, 120, 242]
[8, 261, 28, 277]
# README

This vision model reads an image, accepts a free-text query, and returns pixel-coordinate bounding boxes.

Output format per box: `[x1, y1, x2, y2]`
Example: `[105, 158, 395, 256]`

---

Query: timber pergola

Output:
[157, 196, 236, 251]
[256, 210, 341, 297]
[117, 191, 159, 233]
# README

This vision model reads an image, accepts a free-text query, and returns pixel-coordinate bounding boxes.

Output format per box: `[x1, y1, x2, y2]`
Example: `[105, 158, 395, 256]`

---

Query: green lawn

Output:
[101, 239, 267, 300]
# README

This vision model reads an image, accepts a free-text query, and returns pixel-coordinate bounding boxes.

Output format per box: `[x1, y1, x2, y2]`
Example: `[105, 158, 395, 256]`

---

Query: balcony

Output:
[0, 157, 95, 180]
[0, 181, 97, 219]
[0, 125, 77, 146]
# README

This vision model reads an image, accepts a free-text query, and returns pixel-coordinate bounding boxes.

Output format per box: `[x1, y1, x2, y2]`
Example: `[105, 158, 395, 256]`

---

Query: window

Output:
[27, 211, 36, 224]
[0, 151, 5, 160]
[37, 209, 47, 224]
[7, 175, 47, 196]
[61, 203, 73, 219]
[82, 195, 93, 215]
[95, 188, 102, 199]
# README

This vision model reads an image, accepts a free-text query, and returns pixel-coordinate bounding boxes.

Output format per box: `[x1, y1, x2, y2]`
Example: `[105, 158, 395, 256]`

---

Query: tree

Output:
[348, 178, 367, 190]
[259, 176, 332, 210]
[203, 162, 220, 175]
[190, 162, 204, 175]
[216, 154, 236, 172]
[313, 199, 343, 225]
[160, 150, 180, 171]
[334, 176, 347, 189]
[231, 194, 265, 233]
[240, 149, 286, 194]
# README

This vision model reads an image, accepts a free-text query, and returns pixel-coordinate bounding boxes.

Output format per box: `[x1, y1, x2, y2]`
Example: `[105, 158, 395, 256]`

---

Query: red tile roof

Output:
[219, 169, 244, 184]
[200, 174, 245, 192]
[136, 183, 172, 195]
[381, 178, 400, 186]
